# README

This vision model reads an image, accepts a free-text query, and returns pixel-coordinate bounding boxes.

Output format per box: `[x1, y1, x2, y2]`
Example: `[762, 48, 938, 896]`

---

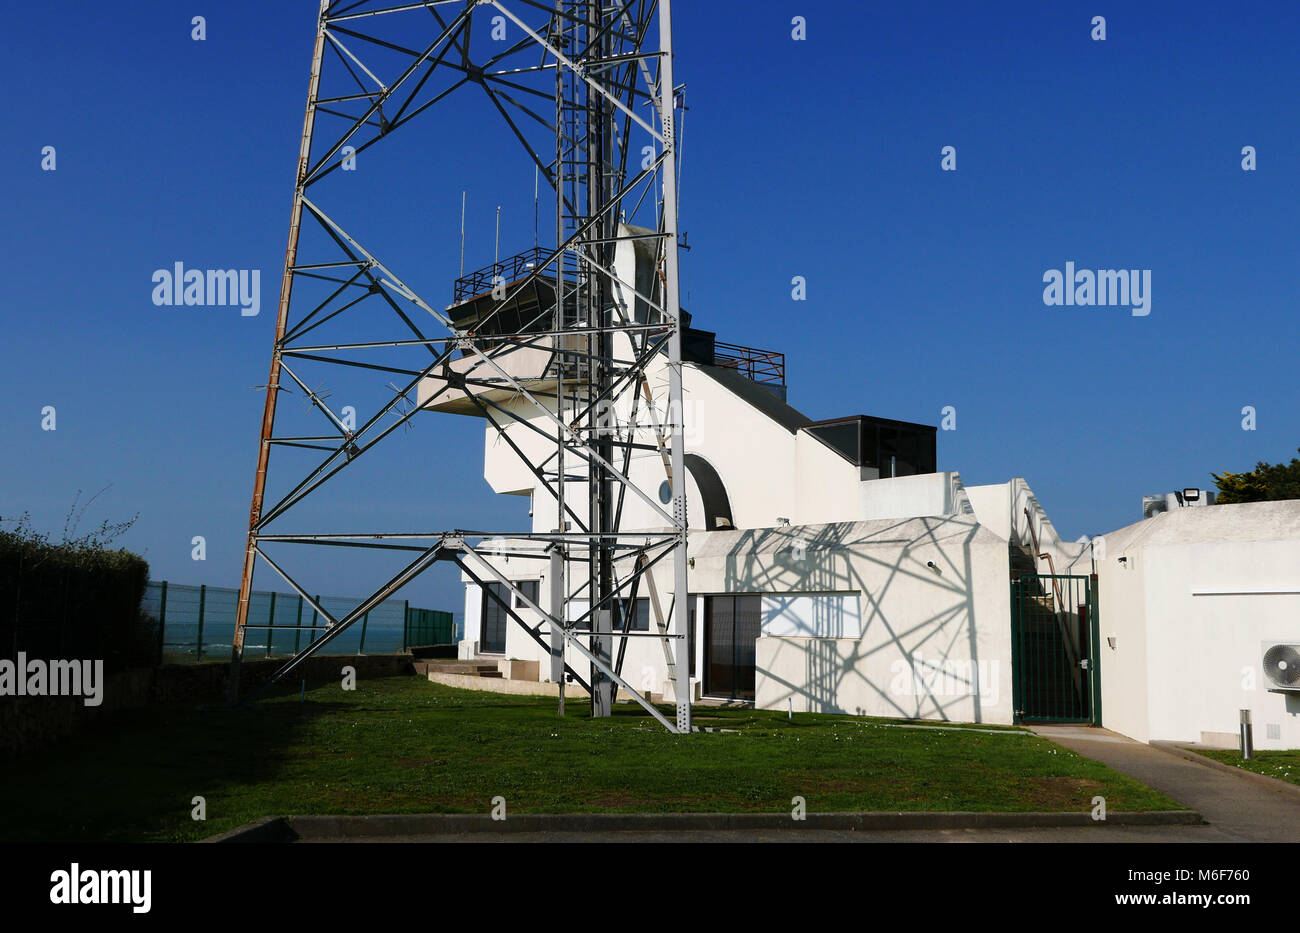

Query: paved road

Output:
[1031, 726, 1300, 843]
[301, 825, 1234, 842]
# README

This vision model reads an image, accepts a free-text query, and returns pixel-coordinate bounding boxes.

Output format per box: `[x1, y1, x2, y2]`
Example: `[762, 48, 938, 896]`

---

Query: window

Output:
[878, 426, 899, 478]
[704, 594, 760, 700]
[759, 594, 862, 638]
[621, 597, 650, 632]
[689, 596, 697, 678]
[574, 597, 649, 631]
[480, 582, 508, 653]
[807, 420, 860, 464]
[513, 580, 540, 608]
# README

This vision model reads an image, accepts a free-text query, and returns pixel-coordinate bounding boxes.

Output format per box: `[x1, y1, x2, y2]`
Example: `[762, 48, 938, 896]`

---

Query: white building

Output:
[1073, 500, 1300, 749]
[418, 232, 1300, 750]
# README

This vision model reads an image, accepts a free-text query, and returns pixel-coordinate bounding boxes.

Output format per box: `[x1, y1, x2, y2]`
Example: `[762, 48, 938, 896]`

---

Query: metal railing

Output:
[1023, 508, 1063, 612]
[453, 246, 587, 304]
[713, 340, 785, 386]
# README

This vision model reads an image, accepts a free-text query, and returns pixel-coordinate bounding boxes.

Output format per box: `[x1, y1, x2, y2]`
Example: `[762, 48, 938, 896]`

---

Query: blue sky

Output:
[2, 1, 1298, 621]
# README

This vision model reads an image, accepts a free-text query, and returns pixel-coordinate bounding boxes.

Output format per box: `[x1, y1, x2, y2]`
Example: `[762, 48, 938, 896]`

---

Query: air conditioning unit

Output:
[1143, 489, 1217, 520]
[1262, 643, 1300, 692]
[1142, 495, 1169, 520]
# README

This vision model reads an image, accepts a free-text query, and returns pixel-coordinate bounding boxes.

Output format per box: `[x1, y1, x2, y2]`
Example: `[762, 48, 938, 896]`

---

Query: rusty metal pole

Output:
[227, 0, 330, 706]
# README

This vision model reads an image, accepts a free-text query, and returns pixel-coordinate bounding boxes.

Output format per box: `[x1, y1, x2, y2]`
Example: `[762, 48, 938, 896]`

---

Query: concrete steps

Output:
[412, 660, 504, 678]
[409, 644, 458, 660]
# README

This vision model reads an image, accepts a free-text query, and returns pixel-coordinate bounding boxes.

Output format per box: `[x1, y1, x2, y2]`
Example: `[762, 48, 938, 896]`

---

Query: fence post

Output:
[402, 600, 410, 652]
[196, 584, 207, 662]
[59, 565, 70, 656]
[358, 609, 369, 655]
[156, 581, 168, 665]
[266, 592, 276, 658]
[294, 595, 303, 654]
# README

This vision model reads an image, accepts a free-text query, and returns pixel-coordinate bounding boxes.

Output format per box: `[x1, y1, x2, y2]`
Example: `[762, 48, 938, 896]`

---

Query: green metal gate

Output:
[1010, 573, 1101, 724]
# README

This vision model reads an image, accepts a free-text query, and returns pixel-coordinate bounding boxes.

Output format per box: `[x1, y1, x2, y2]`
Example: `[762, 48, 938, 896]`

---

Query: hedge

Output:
[0, 531, 153, 674]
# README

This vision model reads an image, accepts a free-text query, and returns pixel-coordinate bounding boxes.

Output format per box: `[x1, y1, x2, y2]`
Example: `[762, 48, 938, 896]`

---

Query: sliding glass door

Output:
[704, 595, 760, 700]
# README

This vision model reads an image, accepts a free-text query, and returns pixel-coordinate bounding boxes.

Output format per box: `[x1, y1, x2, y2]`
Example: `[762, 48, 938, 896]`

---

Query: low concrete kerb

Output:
[1152, 740, 1300, 799]
[204, 809, 1203, 841]
[199, 815, 296, 843]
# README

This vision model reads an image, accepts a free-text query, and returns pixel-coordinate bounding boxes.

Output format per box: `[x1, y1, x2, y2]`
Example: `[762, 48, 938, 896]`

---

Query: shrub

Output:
[0, 504, 153, 673]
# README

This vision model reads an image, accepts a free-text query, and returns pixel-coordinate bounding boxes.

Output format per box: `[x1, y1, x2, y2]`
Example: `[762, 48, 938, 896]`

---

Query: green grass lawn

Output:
[1, 675, 1182, 842]
[1192, 748, 1300, 787]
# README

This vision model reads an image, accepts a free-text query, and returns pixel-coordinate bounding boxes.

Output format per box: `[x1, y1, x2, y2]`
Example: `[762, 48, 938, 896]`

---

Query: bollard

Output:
[1240, 709, 1254, 760]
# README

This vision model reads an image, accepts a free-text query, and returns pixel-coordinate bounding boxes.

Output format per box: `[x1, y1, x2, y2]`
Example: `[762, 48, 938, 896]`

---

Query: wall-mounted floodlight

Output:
[1182, 488, 1201, 502]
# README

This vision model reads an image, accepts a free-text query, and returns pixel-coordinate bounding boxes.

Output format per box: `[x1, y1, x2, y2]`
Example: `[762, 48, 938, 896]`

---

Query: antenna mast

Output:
[227, 0, 691, 734]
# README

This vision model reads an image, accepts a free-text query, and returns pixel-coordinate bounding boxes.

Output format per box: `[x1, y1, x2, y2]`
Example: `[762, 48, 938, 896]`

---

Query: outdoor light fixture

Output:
[1183, 488, 1201, 502]
[926, 560, 942, 575]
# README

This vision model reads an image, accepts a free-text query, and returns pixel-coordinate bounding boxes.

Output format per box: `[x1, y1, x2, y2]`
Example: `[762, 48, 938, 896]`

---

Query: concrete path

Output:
[1031, 725, 1300, 843]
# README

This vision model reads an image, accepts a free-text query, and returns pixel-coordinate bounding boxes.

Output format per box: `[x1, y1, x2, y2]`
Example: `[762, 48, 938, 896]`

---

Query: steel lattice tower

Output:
[228, 0, 691, 733]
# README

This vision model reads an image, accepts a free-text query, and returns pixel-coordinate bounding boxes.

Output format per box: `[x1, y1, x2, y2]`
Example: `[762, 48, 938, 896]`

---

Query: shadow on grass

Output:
[0, 680, 353, 843]
[2, 676, 1184, 841]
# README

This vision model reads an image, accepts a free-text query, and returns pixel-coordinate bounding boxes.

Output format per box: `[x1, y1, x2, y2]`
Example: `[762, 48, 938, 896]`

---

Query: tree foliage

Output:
[1212, 448, 1300, 504]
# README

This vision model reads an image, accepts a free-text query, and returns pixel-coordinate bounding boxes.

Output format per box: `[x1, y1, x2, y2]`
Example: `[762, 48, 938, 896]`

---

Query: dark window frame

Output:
[703, 594, 760, 701]
[512, 579, 540, 609]
[479, 582, 509, 654]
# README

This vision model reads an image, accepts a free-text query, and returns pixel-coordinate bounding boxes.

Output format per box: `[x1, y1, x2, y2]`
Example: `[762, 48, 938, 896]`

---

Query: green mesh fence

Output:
[403, 607, 454, 647]
[140, 581, 452, 664]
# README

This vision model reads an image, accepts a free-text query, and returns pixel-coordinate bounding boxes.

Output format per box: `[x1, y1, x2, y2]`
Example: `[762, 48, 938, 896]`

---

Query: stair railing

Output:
[1023, 507, 1064, 611]
[1023, 507, 1084, 694]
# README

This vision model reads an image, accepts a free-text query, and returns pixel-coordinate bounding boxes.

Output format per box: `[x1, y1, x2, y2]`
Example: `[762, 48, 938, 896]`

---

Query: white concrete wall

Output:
[965, 483, 1012, 541]
[457, 516, 1014, 726]
[858, 471, 969, 522]
[1095, 501, 1300, 749]
[792, 431, 861, 525]
[689, 517, 1014, 724]
[1093, 543, 1152, 742]
[462, 582, 482, 655]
